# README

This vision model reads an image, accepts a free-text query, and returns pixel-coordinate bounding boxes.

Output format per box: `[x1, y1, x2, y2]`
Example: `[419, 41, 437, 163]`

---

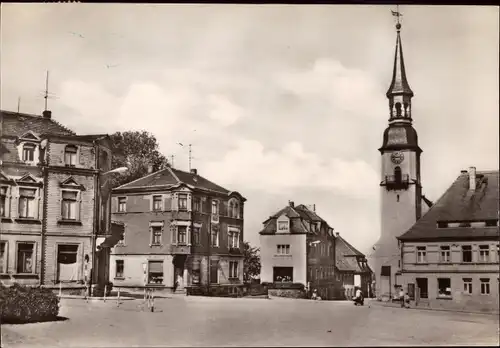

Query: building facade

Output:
[335, 233, 373, 299]
[0, 109, 121, 291]
[110, 167, 246, 294]
[259, 202, 340, 300]
[397, 168, 499, 313]
[370, 21, 432, 300]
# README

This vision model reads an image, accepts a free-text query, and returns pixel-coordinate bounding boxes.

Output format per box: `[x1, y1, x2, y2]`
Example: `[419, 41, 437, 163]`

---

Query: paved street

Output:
[2, 296, 499, 347]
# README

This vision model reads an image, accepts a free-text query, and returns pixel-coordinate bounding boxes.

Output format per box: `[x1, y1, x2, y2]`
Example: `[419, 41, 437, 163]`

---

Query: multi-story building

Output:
[259, 202, 340, 300]
[334, 232, 373, 299]
[0, 109, 122, 292]
[109, 167, 246, 294]
[397, 168, 499, 313]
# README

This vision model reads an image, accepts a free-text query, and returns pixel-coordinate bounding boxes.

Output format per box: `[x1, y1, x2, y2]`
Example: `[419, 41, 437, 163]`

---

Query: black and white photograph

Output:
[0, 3, 498, 347]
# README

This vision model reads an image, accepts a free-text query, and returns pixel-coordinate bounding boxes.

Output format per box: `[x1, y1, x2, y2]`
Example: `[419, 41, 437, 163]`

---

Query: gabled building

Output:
[334, 233, 373, 299]
[259, 202, 340, 300]
[397, 168, 499, 313]
[0, 109, 122, 292]
[110, 167, 246, 295]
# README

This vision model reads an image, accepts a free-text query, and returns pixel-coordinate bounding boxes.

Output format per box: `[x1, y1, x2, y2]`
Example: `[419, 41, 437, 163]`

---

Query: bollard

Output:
[104, 285, 107, 302]
[117, 288, 121, 307]
[59, 282, 62, 298]
[150, 291, 155, 312]
[85, 285, 89, 303]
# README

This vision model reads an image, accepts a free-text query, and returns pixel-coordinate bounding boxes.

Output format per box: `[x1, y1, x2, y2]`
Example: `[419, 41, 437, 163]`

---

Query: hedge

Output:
[0, 283, 60, 324]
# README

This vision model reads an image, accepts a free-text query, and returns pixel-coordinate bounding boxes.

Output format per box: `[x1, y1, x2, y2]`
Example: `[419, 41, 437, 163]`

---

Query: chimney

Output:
[190, 168, 198, 175]
[468, 166, 476, 191]
[460, 170, 468, 174]
[289, 201, 294, 208]
[335, 232, 340, 238]
[42, 110, 52, 119]
[147, 165, 153, 174]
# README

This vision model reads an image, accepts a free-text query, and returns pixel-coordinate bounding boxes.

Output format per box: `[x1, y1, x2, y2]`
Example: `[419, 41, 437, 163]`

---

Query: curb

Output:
[59, 295, 135, 301]
[369, 301, 499, 316]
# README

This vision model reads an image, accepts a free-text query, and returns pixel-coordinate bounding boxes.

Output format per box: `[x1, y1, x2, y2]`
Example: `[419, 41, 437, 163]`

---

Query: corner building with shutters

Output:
[110, 167, 246, 295]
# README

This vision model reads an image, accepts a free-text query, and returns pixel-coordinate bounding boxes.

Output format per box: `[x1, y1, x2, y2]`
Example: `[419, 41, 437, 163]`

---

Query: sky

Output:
[1, 4, 498, 254]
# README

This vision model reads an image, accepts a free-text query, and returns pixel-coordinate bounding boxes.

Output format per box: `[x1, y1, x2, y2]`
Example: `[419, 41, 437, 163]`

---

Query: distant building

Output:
[397, 168, 499, 313]
[259, 202, 340, 300]
[334, 233, 373, 299]
[110, 167, 246, 295]
[0, 110, 122, 292]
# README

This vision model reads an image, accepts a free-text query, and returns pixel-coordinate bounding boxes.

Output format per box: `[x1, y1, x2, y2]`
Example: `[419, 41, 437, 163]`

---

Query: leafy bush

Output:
[0, 283, 60, 324]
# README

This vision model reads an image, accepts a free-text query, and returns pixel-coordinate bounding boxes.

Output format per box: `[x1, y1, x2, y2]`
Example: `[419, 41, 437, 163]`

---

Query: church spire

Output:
[386, 9, 414, 124]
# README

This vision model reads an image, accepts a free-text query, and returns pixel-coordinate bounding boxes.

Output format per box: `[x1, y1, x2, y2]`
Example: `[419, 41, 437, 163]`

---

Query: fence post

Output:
[150, 289, 155, 312]
[103, 285, 107, 302]
[59, 282, 62, 298]
[117, 287, 121, 307]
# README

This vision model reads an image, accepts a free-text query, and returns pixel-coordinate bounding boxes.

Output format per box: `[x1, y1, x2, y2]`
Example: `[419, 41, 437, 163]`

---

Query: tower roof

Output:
[386, 23, 414, 98]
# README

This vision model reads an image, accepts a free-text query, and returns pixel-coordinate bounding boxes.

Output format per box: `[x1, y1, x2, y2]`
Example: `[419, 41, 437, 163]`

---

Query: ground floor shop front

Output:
[398, 271, 500, 313]
[109, 253, 244, 291]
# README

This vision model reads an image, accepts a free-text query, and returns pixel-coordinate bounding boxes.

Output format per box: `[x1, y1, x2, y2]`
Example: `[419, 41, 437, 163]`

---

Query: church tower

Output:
[371, 17, 423, 300]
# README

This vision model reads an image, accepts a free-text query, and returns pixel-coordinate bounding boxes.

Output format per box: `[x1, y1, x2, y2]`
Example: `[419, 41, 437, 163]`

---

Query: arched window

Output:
[395, 102, 402, 116]
[228, 201, 234, 218]
[233, 202, 239, 219]
[65, 145, 78, 166]
[394, 166, 402, 183]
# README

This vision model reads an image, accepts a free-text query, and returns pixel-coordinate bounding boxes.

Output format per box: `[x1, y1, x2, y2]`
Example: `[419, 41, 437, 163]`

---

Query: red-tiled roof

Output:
[399, 170, 499, 241]
[1, 110, 75, 137]
[115, 167, 235, 196]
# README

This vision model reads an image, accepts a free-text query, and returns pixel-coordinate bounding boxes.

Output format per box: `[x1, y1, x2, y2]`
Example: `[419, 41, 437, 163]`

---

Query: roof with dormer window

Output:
[1, 110, 75, 137]
[335, 234, 372, 273]
[398, 170, 499, 241]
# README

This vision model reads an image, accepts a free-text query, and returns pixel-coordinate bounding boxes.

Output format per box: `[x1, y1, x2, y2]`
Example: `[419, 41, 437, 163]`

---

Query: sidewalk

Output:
[367, 299, 499, 316]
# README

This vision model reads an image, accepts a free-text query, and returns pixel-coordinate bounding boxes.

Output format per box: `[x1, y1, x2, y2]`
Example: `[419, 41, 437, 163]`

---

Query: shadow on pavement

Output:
[2, 315, 69, 325]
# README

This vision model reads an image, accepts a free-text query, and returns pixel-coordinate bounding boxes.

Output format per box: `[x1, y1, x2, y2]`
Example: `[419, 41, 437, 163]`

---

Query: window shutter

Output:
[172, 194, 178, 211]
[77, 192, 82, 221]
[171, 225, 177, 245]
[187, 194, 192, 212]
[227, 231, 231, 249]
[164, 194, 172, 212]
[187, 226, 191, 245]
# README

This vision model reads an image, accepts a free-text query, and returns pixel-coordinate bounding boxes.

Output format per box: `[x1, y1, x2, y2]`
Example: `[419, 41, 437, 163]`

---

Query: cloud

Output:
[207, 94, 246, 127]
[201, 139, 378, 199]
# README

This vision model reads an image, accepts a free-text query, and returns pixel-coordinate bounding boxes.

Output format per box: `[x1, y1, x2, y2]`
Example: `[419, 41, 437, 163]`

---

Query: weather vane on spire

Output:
[391, 5, 403, 30]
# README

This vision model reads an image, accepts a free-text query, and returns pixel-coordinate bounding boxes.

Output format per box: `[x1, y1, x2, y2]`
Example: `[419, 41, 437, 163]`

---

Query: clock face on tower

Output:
[391, 151, 404, 164]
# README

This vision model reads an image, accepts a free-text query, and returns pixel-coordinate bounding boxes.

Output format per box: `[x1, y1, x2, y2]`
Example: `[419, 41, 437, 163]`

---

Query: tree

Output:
[243, 241, 261, 283]
[109, 131, 170, 188]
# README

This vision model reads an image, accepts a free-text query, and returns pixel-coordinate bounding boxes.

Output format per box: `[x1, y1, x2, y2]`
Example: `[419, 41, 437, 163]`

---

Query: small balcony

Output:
[382, 174, 410, 191]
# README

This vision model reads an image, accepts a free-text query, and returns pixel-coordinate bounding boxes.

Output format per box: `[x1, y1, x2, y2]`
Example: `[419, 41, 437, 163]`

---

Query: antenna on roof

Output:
[39, 70, 58, 111]
[170, 155, 175, 168]
[17, 97, 21, 113]
[189, 144, 192, 172]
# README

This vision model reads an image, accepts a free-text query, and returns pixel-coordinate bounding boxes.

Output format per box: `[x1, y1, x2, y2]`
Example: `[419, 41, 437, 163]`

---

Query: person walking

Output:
[399, 287, 405, 308]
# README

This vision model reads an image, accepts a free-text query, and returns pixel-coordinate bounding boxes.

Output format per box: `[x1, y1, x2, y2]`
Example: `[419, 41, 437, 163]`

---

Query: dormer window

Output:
[22, 144, 35, 162]
[228, 198, 240, 218]
[65, 145, 78, 166]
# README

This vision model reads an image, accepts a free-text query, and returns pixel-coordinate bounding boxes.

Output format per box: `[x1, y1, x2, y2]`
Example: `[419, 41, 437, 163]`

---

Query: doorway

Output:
[416, 278, 428, 299]
[173, 255, 187, 289]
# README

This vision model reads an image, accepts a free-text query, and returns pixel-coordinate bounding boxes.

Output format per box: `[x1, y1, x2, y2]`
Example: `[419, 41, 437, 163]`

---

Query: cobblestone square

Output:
[2, 297, 499, 347]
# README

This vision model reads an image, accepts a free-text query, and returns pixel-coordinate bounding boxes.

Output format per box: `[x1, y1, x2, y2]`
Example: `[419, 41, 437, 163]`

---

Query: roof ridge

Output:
[115, 167, 171, 189]
[168, 167, 181, 183]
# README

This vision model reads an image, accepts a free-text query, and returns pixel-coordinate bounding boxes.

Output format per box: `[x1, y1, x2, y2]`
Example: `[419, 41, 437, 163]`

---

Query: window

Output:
[151, 226, 162, 245]
[117, 231, 125, 246]
[229, 261, 238, 278]
[273, 267, 293, 282]
[118, 197, 126, 212]
[463, 278, 472, 294]
[18, 188, 36, 219]
[440, 246, 451, 263]
[193, 226, 201, 245]
[228, 230, 240, 248]
[64, 145, 77, 166]
[17, 243, 34, 273]
[57, 244, 78, 282]
[0, 241, 6, 273]
[178, 194, 187, 211]
[61, 191, 78, 220]
[479, 245, 490, 262]
[437, 278, 452, 297]
[148, 261, 163, 284]
[0, 187, 7, 217]
[277, 221, 289, 232]
[462, 245, 472, 263]
[211, 200, 219, 215]
[480, 278, 490, 295]
[22, 143, 35, 162]
[177, 226, 187, 245]
[416, 246, 427, 263]
[229, 200, 239, 218]
[193, 197, 201, 212]
[211, 228, 219, 247]
[115, 260, 124, 278]
[153, 195, 162, 211]
[277, 244, 291, 255]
